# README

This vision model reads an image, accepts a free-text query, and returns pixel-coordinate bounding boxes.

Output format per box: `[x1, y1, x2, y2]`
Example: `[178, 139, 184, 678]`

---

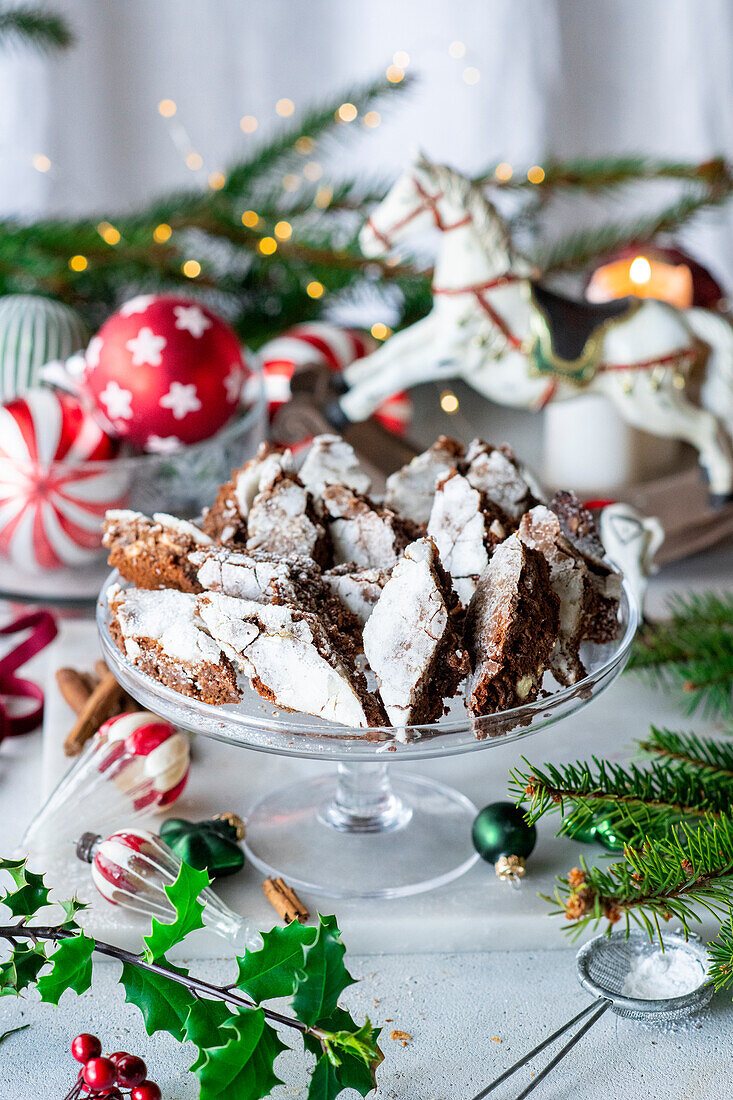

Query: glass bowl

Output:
[98, 572, 638, 898]
[0, 374, 266, 606]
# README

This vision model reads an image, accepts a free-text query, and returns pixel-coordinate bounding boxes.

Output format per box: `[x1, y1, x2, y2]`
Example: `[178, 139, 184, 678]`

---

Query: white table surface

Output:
[2, 538, 733, 1099]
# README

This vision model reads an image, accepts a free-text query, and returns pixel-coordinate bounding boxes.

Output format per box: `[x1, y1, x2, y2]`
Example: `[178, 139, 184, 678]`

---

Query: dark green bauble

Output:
[471, 802, 537, 863]
[562, 817, 599, 845]
[594, 816, 636, 853]
[160, 816, 245, 878]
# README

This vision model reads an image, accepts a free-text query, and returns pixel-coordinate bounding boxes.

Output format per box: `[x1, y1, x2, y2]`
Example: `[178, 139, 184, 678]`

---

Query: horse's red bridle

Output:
[365, 176, 472, 251]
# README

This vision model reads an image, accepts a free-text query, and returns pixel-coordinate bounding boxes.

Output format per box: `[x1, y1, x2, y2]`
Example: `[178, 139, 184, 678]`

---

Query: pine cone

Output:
[565, 887, 593, 921]
[567, 867, 586, 888]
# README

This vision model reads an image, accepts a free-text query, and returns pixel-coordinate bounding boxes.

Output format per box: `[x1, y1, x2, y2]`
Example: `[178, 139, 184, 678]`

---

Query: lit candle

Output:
[587, 253, 693, 309]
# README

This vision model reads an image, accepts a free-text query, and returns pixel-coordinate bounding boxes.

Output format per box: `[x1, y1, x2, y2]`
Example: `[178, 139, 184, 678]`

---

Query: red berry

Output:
[71, 1033, 102, 1063]
[83, 1056, 117, 1090]
[131, 1083, 162, 1100]
[97, 1091, 123, 1100]
[109, 1051, 131, 1065]
[114, 1054, 147, 1087]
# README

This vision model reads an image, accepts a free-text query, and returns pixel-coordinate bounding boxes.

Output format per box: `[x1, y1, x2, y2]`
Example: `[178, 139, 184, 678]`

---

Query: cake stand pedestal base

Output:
[243, 762, 479, 899]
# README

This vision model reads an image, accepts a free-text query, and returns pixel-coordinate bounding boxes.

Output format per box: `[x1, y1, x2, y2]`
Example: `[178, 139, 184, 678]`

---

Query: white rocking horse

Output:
[330, 153, 733, 502]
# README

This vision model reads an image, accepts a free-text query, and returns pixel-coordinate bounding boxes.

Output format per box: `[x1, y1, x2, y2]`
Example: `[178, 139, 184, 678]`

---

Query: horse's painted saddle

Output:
[527, 282, 640, 385]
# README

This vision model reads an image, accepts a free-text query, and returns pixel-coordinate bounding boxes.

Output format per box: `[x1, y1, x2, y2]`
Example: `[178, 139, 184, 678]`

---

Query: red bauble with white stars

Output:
[83, 295, 249, 452]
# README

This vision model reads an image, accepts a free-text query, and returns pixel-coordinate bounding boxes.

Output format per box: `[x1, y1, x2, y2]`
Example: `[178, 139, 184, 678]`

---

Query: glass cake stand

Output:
[97, 574, 638, 899]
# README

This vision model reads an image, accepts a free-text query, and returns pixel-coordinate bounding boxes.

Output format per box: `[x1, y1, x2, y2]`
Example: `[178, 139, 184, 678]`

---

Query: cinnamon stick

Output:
[55, 668, 95, 715]
[94, 659, 109, 680]
[262, 877, 309, 924]
[63, 672, 126, 757]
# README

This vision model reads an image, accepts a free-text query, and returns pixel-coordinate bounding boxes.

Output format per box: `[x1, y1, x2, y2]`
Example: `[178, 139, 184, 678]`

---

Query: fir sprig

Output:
[0, 5, 73, 51]
[628, 592, 733, 718]
[476, 155, 732, 192]
[0, 858, 382, 1100]
[640, 725, 733, 780]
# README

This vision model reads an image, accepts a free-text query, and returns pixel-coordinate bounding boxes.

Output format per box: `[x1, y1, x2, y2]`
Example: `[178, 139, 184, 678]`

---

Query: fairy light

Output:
[186, 152, 203, 171]
[276, 98, 295, 117]
[97, 221, 121, 246]
[386, 64, 404, 83]
[494, 163, 513, 182]
[282, 173, 300, 192]
[463, 66, 480, 85]
[393, 50, 410, 67]
[440, 389, 460, 414]
[69, 254, 88, 272]
[274, 220, 292, 241]
[363, 110, 381, 128]
[449, 40, 466, 58]
[33, 154, 51, 172]
[295, 136, 314, 154]
[303, 161, 322, 182]
[337, 102, 357, 122]
[241, 210, 259, 228]
[629, 256, 652, 284]
[527, 165, 546, 184]
[259, 236, 277, 255]
[240, 115, 258, 133]
[158, 99, 177, 117]
[208, 171, 226, 190]
[153, 223, 172, 243]
[314, 186, 332, 209]
[306, 280, 324, 299]
[370, 322, 391, 340]
[182, 259, 201, 277]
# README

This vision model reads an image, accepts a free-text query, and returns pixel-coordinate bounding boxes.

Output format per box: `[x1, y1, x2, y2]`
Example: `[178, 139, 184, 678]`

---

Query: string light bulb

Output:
[182, 259, 201, 278]
[370, 322, 391, 340]
[97, 222, 120, 246]
[386, 64, 404, 83]
[274, 220, 292, 241]
[363, 111, 380, 128]
[393, 50, 410, 67]
[463, 66, 480, 85]
[240, 115, 257, 133]
[295, 136, 314, 154]
[208, 171, 226, 190]
[158, 99, 176, 117]
[336, 102, 357, 122]
[494, 163, 513, 182]
[314, 186, 332, 209]
[282, 173, 300, 192]
[32, 154, 51, 173]
[440, 389, 460, 414]
[241, 210, 259, 228]
[259, 237, 277, 255]
[449, 41, 466, 59]
[153, 223, 172, 243]
[527, 165, 546, 184]
[186, 152, 203, 171]
[69, 255, 88, 272]
[276, 98, 295, 117]
[303, 161, 322, 181]
[306, 280, 324, 299]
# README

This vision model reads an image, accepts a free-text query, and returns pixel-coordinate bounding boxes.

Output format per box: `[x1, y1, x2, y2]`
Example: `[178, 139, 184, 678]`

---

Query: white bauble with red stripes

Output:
[0, 387, 126, 570]
[83, 295, 250, 451]
[251, 322, 411, 438]
[97, 710, 191, 809]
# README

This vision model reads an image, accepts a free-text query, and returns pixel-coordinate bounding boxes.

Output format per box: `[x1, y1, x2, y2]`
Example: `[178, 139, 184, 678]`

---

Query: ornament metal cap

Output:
[494, 854, 526, 888]
[213, 811, 246, 841]
[76, 832, 102, 863]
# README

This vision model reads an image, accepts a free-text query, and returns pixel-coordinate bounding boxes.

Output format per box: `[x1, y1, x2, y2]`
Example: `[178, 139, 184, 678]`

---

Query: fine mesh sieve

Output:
[472, 930, 712, 1100]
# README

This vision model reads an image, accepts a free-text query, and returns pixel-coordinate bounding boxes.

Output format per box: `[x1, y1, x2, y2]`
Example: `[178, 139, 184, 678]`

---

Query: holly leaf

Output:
[0, 859, 50, 918]
[305, 1009, 382, 1098]
[121, 959, 196, 1042]
[143, 862, 209, 963]
[0, 943, 47, 997]
[235, 922, 317, 1003]
[292, 915, 355, 1027]
[195, 1008, 286, 1100]
[57, 897, 88, 930]
[36, 935, 94, 1004]
[184, 997, 232, 1072]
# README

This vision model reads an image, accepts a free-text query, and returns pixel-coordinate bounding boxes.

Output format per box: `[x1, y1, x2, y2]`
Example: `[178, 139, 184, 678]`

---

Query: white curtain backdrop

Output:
[1, 0, 731, 284]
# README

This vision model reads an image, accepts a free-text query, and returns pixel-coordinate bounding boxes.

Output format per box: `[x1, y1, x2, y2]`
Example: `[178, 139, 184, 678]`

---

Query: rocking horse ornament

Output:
[329, 153, 733, 504]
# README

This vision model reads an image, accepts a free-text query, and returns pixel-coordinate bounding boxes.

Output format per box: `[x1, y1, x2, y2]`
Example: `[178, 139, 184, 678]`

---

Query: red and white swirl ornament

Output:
[0, 387, 125, 570]
[251, 322, 411, 438]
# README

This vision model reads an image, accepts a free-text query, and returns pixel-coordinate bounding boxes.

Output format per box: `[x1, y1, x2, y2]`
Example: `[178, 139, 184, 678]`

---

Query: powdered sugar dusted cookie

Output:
[427, 470, 510, 604]
[321, 484, 415, 569]
[518, 505, 594, 685]
[322, 564, 391, 627]
[550, 490, 621, 643]
[384, 436, 465, 526]
[103, 510, 213, 593]
[298, 434, 371, 499]
[362, 538, 468, 731]
[202, 443, 294, 545]
[108, 584, 240, 705]
[246, 471, 331, 566]
[197, 592, 386, 729]
[464, 533, 559, 722]
[464, 440, 538, 520]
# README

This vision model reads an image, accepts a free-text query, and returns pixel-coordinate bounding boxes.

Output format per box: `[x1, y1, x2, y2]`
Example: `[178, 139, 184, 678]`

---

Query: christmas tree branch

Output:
[476, 155, 732, 192]
[639, 726, 733, 780]
[0, 6, 73, 51]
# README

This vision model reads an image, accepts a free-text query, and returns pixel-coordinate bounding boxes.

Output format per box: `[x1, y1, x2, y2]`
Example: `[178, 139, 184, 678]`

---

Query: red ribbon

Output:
[0, 612, 58, 743]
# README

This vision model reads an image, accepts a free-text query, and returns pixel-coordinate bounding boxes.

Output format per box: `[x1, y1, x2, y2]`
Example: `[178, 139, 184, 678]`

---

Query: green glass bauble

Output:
[563, 818, 599, 844]
[594, 816, 636, 853]
[471, 802, 537, 863]
[160, 816, 245, 878]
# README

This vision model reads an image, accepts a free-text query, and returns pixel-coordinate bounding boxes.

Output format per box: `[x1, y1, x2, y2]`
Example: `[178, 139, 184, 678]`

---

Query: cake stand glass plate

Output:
[98, 574, 638, 899]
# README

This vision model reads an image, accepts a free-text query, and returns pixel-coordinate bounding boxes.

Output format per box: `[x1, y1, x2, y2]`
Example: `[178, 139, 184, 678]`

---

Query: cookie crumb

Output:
[390, 1029, 411, 1046]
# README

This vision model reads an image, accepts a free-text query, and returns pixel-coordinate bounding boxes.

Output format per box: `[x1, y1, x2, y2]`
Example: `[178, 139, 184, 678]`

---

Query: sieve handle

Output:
[470, 998, 610, 1100]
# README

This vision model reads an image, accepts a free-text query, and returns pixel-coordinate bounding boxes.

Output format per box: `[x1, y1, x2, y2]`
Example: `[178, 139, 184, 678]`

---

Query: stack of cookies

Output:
[104, 434, 621, 740]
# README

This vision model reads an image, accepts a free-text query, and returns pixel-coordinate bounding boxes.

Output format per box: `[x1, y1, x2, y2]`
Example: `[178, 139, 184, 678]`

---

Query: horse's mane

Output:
[421, 159, 519, 265]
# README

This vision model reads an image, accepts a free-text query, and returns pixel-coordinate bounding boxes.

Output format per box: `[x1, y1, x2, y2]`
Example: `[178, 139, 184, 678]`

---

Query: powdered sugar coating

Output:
[322, 484, 407, 569]
[192, 546, 317, 603]
[384, 437, 464, 525]
[108, 584, 223, 665]
[298, 434, 371, 498]
[234, 448, 294, 519]
[464, 442, 534, 519]
[323, 565, 390, 626]
[427, 472, 507, 601]
[246, 473, 327, 561]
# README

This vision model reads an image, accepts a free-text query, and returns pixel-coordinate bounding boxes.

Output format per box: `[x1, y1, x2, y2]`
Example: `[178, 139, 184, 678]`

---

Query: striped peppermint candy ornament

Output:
[251, 322, 411, 438]
[0, 387, 126, 570]
[0, 294, 88, 403]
